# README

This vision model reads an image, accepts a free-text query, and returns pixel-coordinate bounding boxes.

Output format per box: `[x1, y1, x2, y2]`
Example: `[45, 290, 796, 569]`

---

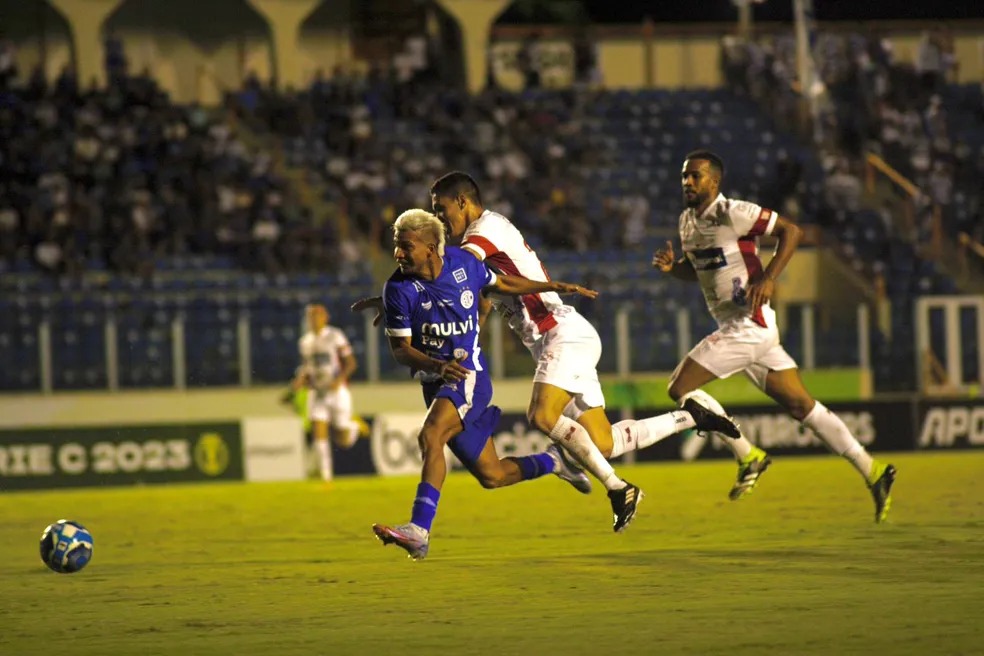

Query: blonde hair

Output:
[393, 209, 445, 256]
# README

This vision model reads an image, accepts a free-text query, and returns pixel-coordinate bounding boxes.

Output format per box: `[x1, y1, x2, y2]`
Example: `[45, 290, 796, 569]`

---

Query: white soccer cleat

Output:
[372, 522, 430, 561]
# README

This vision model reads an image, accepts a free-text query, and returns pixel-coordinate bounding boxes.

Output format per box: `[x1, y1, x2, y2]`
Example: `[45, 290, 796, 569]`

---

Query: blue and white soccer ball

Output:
[39, 520, 94, 573]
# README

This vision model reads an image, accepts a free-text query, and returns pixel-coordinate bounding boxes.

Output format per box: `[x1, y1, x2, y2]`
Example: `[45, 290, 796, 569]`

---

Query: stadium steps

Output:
[230, 105, 365, 251]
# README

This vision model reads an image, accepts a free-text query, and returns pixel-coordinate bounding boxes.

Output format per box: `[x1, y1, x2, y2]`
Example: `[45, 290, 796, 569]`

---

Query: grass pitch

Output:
[2, 452, 982, 656]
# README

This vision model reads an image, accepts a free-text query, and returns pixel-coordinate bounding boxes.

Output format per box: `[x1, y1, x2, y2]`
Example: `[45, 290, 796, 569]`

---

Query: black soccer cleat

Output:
[608, 482, 644, 533]
[683, 398, 742, 439]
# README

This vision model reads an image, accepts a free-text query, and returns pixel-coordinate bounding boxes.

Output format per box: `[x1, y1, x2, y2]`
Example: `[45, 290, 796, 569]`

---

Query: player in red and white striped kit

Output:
[653, 150, 896, 522]
[430, 171, 741, 532]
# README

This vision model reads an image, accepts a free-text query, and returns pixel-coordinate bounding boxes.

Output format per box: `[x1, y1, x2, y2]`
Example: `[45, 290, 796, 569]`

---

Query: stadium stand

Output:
[0, 29, 979, 392]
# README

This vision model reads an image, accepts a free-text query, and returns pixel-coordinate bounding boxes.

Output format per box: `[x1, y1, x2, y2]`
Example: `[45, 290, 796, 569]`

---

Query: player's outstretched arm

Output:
[491, 274, 599, 299]
[351, 296, 384, 326]
[652, 240, 697, 281]
[288, 364, 309, 391]
[281, 364, 308, 404]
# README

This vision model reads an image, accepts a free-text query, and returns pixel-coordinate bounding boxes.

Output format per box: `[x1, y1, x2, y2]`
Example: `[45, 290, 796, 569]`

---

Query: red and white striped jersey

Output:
[678, 193, 778, 327]
[461, 209, 564, 348]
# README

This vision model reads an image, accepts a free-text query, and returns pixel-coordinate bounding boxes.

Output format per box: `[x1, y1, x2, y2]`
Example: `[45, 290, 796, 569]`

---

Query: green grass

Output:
[2, 452, 983, 656]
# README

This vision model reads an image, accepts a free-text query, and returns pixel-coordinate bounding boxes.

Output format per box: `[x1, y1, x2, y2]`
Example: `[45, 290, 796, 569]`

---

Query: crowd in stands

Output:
[1, 30, 980, 284]
[0, 34, 624, 280]
[1, 27, 982, 394]
[722, 28, 984, 249]
[722, 27, 984, 390]
[228, 53, 620, 257]
[0, 40, 351, 279]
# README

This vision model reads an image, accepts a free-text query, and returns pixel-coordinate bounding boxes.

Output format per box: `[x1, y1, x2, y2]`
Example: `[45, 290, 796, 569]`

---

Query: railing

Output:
[0, 283, 374, 392]
[957, 232, 984, 281]
[915, 295, 984, 395]
[3, 294, 877, 394]
[864, 152, 944, 260]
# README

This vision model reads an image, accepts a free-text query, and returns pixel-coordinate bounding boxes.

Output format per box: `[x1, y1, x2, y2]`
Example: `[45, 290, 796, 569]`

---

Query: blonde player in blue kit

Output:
[369, 210, 599, 560]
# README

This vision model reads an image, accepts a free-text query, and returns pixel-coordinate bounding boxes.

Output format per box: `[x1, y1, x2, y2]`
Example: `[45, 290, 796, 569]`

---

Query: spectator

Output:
[572, 28, 600, 89]
[772, 149, 803, 214]
[927, 161, 953, 209]
[823, 159, 862, 213]
[516, 33, 542, 90]
[0, 38, 17, 90]
[34, 228, 64, 274]
[104, 33, 128, 87]
[915, 30, 944, 102]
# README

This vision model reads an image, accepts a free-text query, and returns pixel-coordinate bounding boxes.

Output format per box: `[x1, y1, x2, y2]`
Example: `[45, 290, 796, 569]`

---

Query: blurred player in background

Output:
[288, 303, 363, 481]
[369, 209, 597, 560]
[653, 149, 896, 522]
[429, 171, 742, 532]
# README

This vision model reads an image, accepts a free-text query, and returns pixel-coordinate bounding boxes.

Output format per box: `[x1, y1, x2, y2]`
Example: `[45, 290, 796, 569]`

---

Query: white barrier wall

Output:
[0, 415, 306, 488]
[0, 380, 536, 429]
[242, 417, 305, 482]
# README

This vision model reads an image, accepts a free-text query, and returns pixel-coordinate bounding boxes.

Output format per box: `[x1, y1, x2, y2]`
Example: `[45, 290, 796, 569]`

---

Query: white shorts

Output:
[307, 385, 354, 427]
[530, 309, 606, 415]
[683, 309, 797, 391]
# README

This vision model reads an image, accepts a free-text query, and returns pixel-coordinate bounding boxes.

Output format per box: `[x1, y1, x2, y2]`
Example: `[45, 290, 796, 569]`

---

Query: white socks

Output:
[315, 439, 333, 481]
[609, 411, 695, 458]
[802, 401, 874, 478]
[678, 389, 753, 460]
[338, 423, 359, 449]
[548, 415, 624, 491]
[668, 390, 874, 480]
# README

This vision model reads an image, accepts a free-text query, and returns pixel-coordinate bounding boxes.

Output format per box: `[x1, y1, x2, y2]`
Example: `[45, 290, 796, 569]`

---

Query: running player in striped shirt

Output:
[653, 149, 895, 522]
[429, 171, 742, 532]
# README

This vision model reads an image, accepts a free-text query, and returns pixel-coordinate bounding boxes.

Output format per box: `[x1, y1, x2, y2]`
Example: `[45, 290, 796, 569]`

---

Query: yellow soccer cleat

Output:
[730, 446, 772, 501]
[867, 461, 897, 524]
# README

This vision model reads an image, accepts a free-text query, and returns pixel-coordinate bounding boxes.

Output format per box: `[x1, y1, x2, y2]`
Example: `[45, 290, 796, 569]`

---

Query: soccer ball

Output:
[39, 520, 94, 573]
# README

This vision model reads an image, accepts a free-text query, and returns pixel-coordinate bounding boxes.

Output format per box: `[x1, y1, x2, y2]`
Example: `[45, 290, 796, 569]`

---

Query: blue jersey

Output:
[383, 246, 497, 382]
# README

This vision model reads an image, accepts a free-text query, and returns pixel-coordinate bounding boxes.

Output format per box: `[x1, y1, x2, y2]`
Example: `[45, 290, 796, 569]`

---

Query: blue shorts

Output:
[422, 371, 498, 467]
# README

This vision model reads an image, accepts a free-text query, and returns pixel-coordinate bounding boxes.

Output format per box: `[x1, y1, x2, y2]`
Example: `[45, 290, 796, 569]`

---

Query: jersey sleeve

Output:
[470, 253, 497, 289]
[461, 230, 500, 261]
[382, 281, 413, 338]
[726, 199, 777, 237]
